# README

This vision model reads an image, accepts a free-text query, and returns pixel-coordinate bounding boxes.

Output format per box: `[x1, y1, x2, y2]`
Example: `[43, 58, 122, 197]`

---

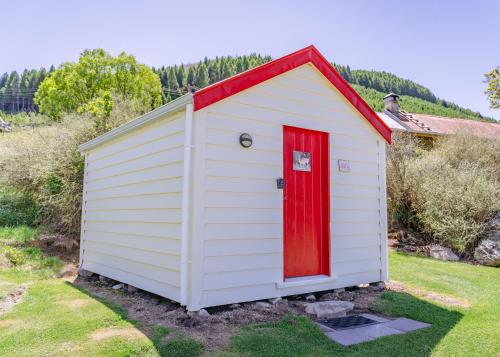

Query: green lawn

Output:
[0, 227, 498, 356]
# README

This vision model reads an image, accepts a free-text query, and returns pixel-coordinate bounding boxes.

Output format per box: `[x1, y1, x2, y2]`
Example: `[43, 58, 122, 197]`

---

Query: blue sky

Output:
[2, 0, 499, 119]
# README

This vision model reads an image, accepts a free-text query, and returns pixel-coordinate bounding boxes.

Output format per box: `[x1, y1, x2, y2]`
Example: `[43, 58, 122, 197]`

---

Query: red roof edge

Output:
[193, 45, 392, 143]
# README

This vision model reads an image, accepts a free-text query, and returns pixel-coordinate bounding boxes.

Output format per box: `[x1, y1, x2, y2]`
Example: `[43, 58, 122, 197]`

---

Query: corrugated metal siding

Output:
[81, 112, 185, 301]
[191, 63, 387, 309]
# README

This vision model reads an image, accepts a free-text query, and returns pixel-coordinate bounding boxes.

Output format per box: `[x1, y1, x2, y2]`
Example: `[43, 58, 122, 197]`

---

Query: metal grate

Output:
[319, 315, 379, 331]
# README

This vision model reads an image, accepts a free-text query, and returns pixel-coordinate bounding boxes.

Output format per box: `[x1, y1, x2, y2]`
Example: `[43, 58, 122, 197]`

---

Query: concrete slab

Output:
[326, 324, 402, 346]
[316, 322, 335, 332]
[321, 314, 432, 346]
[383, 318, 431, 332]
[360, 313, 390, 323]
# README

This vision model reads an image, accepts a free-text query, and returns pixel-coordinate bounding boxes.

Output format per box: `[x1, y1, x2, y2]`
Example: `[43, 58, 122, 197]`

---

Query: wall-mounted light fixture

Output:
[239, 133, 253, 148]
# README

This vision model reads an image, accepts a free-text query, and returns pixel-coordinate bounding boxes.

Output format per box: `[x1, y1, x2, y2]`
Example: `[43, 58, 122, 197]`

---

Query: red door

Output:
[283, 126, 330, 279]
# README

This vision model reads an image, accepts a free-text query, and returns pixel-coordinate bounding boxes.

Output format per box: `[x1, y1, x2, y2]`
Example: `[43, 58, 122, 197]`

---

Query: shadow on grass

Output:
[64, 281, 204, 357]
[224, 292, 463, 357]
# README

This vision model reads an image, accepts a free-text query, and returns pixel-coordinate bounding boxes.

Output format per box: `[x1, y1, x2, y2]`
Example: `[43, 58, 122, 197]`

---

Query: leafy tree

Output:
[484, 67, 500, 109]
[34, 49, 162, 119]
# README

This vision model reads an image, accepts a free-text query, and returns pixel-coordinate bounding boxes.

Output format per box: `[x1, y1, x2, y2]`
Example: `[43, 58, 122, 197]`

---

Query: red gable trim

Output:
[193, 45, 392, 143]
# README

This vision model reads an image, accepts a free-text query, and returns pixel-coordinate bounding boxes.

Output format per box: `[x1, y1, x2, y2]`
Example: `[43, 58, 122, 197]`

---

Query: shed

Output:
[79, 45, 392, 311]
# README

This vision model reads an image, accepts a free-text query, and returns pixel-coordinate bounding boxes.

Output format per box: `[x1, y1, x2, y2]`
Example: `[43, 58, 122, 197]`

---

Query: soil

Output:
[0, 284, 28, 315]
[73, 275, 385, 351]
[91, 327, 149, 341]
[386, 280, 470, 308]
[35, 234, 79, 263]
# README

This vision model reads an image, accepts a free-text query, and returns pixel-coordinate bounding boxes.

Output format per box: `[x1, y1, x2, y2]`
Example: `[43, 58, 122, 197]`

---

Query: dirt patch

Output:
[59, 263, 79, 281]
[74, 276, 385, 351]
[387, 280, 470, 308]
[0, 284, 28, 315]
[35, 234, 79, 263]
[58, 341, 81, 354]
[0, 319, 21, 328]
[57, 298, 91, 309]
[91, 327, 148, 341]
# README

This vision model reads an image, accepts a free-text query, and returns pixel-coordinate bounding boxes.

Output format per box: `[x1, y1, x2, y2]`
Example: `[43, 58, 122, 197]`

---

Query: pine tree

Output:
[176, 65, 185, 88]
[186, 66, 196, 86]
[194, 63, 209, 88]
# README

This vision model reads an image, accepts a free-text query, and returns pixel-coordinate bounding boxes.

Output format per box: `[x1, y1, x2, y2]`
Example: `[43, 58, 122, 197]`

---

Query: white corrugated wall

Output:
[188, 63, 388, 310]
[80, 112, 185, 301]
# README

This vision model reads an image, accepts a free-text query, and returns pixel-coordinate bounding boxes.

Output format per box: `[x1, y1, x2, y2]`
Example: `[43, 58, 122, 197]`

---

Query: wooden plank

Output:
[202, 268, 280, 290]
[85, 209, 182, 224]
[85, 193, 182, 210]
[204, 239, 282, 257]
[87, 131, 184, 172]
[84, 240, 180, 270]
[82, 260, 180, 301]
[86, 147, 184, 181]
[84, 221, 181, 239]
[204, 223, 281, 240]
[86, 178, 183, 199]
[205, 207, 282, 224]
[205, 191, 281, 209]
[83, 250, 180, 286]
[203, 253, 282, 273]
[87, 114, 184, 161]
[83, 230, 181, 254]
[331, 221, 380, 236]
[85, 163, 183, 191]
[332, 246, 381, 263]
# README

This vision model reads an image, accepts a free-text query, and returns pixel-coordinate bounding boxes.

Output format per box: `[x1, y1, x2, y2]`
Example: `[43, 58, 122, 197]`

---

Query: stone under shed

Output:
[78, 45, 392, 311]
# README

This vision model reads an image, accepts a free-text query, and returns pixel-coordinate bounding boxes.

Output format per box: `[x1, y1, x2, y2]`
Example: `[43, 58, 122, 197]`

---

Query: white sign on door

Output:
[293, 151, 311, 172]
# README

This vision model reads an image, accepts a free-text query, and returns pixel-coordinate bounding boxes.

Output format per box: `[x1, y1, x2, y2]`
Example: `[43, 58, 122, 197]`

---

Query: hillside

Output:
[0, 54, 495, 122]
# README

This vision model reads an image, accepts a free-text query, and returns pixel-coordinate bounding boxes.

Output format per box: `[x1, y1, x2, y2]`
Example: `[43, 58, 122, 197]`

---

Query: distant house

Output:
[78, 46, 391, 311]
[379, 93, 500, 140]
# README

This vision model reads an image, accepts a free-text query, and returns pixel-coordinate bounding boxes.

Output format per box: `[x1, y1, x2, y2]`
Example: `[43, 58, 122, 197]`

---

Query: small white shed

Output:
[79, 46, 392, 311]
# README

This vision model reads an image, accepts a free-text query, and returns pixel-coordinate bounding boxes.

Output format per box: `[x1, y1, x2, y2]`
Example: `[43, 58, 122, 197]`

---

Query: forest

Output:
[0, 54, 495, 122]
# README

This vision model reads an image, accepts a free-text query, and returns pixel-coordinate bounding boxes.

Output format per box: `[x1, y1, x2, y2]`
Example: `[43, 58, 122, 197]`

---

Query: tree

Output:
[484, 67, 500, 109]
[186, 66, 196, 86]
[194, 63, 209, 88]
[34, 49, 163, 119]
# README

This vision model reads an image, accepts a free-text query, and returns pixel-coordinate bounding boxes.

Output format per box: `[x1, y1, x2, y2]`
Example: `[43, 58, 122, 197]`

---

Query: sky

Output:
[2, 0, 499, 119]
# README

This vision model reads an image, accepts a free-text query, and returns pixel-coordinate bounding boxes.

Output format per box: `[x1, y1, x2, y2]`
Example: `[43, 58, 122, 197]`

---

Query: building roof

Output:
[193, 45, 391, 143]
[80, 46, 392, 152]
[379, 110, 500, 139]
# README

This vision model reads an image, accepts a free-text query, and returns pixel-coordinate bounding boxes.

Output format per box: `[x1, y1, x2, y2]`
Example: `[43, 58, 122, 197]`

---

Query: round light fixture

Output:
[239, 133, 253, 148]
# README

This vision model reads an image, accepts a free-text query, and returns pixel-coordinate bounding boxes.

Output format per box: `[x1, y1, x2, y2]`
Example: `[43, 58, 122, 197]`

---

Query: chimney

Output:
[383, 93, 400, 113]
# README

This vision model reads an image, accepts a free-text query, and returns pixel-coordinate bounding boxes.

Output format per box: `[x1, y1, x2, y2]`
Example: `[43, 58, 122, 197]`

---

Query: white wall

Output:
[81, 112, 185, 301]
[189, 63, 388, 310]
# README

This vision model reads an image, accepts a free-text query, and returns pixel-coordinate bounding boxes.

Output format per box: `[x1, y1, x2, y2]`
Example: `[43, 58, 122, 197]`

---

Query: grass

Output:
[0, 226, 498, 357]
[0, 226, 204, 357]
[222, 252, 499, 357]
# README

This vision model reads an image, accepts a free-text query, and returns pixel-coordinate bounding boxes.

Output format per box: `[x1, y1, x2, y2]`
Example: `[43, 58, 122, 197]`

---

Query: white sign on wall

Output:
[338, 159, 351, 173]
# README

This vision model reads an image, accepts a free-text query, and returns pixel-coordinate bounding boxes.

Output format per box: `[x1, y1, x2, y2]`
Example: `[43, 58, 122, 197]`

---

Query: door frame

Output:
[282, 125, 331, 280]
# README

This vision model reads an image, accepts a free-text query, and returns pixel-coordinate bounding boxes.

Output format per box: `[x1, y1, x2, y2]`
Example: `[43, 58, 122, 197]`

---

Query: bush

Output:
[387, 133, 500, 254]
[0, 192, 40, 227]
[0, 99, 143, 237]
[4, 246, 24, 266]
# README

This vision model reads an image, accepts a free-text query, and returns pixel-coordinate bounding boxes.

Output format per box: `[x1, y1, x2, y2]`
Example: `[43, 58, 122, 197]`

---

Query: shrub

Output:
[386, 132, 420, 230]
[0, 99, 143, 237]
[387, 133, 500, 254]
[0, 192, 40, 227]
[3, 246, 24, 266]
